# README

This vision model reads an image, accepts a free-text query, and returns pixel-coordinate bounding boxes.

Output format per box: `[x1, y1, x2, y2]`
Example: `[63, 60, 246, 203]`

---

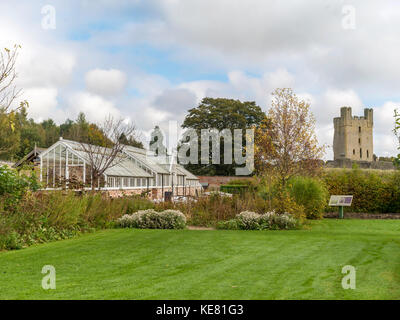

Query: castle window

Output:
[367, 150, 369, 158]
[358, 138, 361, 144]
[359, 126, 361, 133]
[360, 148, 362, 158]
[353, 149, 355, 155]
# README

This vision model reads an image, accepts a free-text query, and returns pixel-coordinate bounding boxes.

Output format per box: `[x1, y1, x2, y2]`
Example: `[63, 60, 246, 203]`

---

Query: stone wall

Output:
[325, 158, 395, 170]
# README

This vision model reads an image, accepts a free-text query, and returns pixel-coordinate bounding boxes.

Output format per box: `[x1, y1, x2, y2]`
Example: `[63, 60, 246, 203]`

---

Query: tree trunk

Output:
[91, 174, 98, 192]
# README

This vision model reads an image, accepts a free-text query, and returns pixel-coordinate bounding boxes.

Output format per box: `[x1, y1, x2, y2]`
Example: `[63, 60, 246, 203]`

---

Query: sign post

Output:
[338, 206, 344, 219]
[329, 195, 353, 219]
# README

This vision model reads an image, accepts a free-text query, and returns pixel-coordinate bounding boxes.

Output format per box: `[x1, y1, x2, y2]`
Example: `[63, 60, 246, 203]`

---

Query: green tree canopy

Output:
[181, 97, 266, 176]
[182, 97, 265, 131]
[119, 132, 144, 149]
[0, 110, 143, 162]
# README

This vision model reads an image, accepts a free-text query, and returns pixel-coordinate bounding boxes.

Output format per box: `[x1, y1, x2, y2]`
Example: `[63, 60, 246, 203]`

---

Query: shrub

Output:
[236, 211, 262, 229]
[226, 179, 254, 185]
[286, 176, 328, 219]
[153, 192, 270, 227]
[259, 212, 300, 230]
[322, 168, 400, 213]
[0, 190, 153, 250]
[125, 196, 154, 214]
[0, 166, 40, 208]
[216, 219, 239, 230]
[0, 231, 24, 250]
[217, 211, 300, 231]
[220, 184, 249, 194]
[269, 189, 306, 221]
[117, 209, 186, 229]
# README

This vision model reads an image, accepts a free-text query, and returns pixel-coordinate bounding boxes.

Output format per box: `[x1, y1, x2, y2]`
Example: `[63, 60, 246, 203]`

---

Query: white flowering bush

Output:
[236, 211, 261, 230]
[117, 209, 186, 229]
[217, 210, 300, 230]
[258, 211, 299, 230]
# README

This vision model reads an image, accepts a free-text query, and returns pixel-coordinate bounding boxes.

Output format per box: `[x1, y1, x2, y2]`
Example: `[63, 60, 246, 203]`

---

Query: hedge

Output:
[220, 184, 249, 194]
[322, 169, 400, 213]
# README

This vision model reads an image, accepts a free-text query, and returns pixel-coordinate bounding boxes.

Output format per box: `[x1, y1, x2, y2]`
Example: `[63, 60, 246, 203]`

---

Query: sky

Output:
[0, 0, 399, 159]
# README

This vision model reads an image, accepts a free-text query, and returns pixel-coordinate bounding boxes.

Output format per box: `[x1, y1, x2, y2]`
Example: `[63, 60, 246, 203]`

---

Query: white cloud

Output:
[308, 89, 363, 159]
[16, 47, 76, 88]
[21, 87, 63, 123]
[109, 0, 400, 94]
[85, 69, 127, 96]
[159, 74, 398, 160]
[374, 101, 399, 157]
[0, 2, 75, 122]
[177, 69, 297, 112]
[153, 88, 197, 113]
[0, 0, 399, 160]
[130, 72, 171, 96]
[66, 92, 121, 123]
[312, 89, 363, 125]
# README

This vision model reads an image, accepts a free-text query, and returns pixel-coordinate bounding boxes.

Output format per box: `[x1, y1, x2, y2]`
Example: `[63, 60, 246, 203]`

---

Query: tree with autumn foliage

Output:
[0, 45, 29, 157]
[254, 88, 325, 189]
[394, 109, 400, 168]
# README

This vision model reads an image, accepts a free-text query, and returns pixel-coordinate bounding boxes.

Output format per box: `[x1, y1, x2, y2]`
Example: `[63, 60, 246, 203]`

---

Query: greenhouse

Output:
[39, 138, 201, 197]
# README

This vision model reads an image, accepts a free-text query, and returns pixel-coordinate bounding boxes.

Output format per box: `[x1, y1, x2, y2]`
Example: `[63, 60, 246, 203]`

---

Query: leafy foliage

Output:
[226, 178, 255, 186]
[394, 109, 400, 167]
[254, 88, 325, 187]
[286, 176, 328, 219]
[322, 168, 400, 213]
[220, 184, 249, 194]
[119, 132, 144, 148]
[0, 191, 153, 250]
[0, 165, 40, 208]
[154, 192, 271, 227]
[181, 97, 265, 175]
[0, 111, 20, 157]
[0, 109, 143, 162]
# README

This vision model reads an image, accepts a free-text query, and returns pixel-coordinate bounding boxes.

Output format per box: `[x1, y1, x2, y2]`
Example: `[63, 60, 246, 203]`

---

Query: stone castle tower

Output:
[333, 107, 373, 162]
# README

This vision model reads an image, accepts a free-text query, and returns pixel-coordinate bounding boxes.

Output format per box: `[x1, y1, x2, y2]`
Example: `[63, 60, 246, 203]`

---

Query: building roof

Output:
[104, 158, 152, 178]
[13, 147, 45, 168]
[41, 139, 152, 178]
[123, 145, 199, 180]
[39, 138, 199, 180]
[123, 146, 170, 174]
[175, 164, 199, 180]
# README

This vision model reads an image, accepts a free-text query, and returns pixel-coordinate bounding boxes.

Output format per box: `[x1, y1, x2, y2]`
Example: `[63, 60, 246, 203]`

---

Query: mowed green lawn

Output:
[1, 219, 400, 300]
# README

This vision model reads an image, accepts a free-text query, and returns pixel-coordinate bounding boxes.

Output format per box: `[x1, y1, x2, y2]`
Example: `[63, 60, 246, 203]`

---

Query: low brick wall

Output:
[107, 186, 201, 199]
[38, 186, 202, 200]
[107, 189, 144, 198]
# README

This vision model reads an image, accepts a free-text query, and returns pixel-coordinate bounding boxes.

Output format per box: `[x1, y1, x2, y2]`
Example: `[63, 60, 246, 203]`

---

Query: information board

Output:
[329, 195, 353, 207]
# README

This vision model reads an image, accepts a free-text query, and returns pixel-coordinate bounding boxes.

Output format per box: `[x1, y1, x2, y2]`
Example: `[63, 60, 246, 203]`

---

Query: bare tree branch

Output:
[0, 45, 23, 113]
[78, 115, 138, 190]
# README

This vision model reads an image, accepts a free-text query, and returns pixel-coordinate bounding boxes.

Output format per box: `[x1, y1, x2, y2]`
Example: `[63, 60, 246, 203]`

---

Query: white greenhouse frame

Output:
[38, 139, 201, 194]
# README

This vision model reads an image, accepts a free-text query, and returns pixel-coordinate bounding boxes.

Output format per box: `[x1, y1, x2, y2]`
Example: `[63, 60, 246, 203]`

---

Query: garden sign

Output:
[329, 195, 353, 219]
